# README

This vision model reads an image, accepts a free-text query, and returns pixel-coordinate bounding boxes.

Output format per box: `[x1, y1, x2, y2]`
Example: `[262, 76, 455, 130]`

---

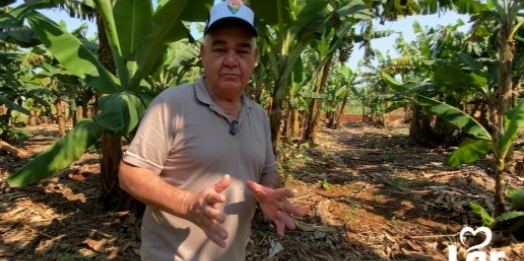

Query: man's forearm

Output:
[118, 161, 192, 219]
[260, 171, 280, 189]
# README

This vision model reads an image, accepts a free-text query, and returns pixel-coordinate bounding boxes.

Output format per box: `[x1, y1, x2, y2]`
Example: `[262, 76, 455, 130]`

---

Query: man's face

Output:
[201, 25, 258, 95]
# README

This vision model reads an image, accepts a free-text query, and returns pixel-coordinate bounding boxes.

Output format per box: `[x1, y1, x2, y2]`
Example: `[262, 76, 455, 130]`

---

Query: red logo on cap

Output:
[227, 0, 241, 14]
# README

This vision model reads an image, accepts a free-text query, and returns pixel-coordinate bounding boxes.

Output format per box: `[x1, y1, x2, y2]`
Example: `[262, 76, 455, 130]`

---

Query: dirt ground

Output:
[1, 116, 524, 261]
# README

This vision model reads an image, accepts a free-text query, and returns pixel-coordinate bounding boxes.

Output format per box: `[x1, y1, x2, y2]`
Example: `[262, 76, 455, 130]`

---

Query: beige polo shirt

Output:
[123, 77, 277, 261]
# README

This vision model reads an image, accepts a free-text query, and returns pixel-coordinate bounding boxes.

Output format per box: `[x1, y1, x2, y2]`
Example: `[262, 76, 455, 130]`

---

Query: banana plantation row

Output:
[1, 0, 524, 229]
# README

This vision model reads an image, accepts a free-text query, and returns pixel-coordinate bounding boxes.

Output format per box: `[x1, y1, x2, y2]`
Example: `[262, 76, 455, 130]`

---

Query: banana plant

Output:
[7, 0, 213, 189]
[250, 0, 374, 149]
[304, 27, 343, 143]
[0, 2, 42, 139]
[324, 64, 354, 129]
[383, 67, 524, 218]
[147, 39, 202, 92]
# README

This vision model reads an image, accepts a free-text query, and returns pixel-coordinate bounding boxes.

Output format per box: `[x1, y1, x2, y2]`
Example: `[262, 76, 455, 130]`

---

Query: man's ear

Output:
[200, 42, 206, 58]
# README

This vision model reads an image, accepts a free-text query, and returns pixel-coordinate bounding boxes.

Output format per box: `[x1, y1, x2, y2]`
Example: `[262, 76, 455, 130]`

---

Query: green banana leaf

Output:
[494, 211, 524, 223]
[26, 10, 121, 94]
[446, 138, 493, 167]
[499, 98, 524, 159]
[250, 0, 292, 27]
[414, 95, 492, 141]
[0, 95, 30, 114]
[0, 4, 27, 27]
[0, 28, 41, 47]
[166, 40, 200, 69]
[96, 0, 129, 87]
[7, 119, 104, 187]
[159, 0, 212, 21]
[292, 0, 329, 34]
[380, 72, 408, 92]
[470, 202, 495, 227]
[456, 52, 483, 71]
[129, 0, 213, 91]
[94, 92, 147, 136]
[336, 0, 374, 20]
[510, 189, 524, 211]
[432, 64, 488, 95]
[113, 0, 153, 61]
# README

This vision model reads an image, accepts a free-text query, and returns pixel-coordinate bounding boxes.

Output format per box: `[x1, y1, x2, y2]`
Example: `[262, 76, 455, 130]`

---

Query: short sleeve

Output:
[261, 112, 277, 174]
[123, 95, 174, 175]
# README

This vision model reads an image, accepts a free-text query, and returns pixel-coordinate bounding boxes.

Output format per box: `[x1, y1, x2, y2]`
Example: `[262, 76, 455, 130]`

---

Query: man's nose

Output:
[223, 49, 239, 67]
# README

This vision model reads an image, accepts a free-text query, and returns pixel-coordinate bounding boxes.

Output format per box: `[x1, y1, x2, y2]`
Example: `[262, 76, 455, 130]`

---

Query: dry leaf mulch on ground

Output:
[2, 123, 524, 261]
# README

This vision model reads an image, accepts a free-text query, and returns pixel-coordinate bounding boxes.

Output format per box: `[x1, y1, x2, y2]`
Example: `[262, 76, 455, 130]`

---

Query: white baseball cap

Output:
[204, 0, 258, 37]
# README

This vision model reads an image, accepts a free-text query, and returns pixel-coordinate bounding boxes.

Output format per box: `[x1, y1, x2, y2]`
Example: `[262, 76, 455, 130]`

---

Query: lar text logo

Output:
[448, 226, 505, 261]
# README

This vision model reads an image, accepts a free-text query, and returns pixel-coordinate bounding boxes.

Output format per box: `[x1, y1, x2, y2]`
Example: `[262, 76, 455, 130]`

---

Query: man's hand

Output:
[184, 175, 231, 248]
[246, 181, 303, 237]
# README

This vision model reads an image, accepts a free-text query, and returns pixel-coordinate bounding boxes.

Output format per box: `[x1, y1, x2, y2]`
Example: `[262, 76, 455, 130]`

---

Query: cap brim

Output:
[205, 17, 258, 37]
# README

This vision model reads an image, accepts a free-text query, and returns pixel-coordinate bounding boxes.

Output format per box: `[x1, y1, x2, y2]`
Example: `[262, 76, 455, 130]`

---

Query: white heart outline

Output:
[459, 226, 492, 253]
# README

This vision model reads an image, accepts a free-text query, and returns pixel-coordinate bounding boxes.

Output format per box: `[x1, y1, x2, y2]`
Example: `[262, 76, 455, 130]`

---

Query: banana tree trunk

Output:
[100, 132, 123, 208]
[409, 101, 432, 142]
[270, 77, 287, 152]
[494, 157, 506, 217]
[284, 100, 293, 140]
[362, 102, 366, 123]
[0, 108, 11, 141]
[493, 19, 514, 217]
[74, 106, 82, 126]
[327, 111, 334, 128]
[96, 7, 132, 211]
[304, 57, 332, 143]
[291, 108, 300, 138]
[27, 110, 39, 126]
[56, 98, 66, 137]
[334, 92, 349, 129]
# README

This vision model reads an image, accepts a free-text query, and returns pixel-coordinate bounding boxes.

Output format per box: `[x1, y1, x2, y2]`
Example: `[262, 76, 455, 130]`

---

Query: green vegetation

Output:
[1, 0, 524, 239]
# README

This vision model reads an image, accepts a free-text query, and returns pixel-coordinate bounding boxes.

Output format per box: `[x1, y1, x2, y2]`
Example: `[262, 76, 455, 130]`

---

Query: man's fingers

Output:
[205, 206, 226, 223]
[280, 212, 296, 230]
[205, 191, 226, 205]
[246, 180, 263, 194]
[275, 188, 294, 198]
[206, 223, 229, 248]
[282, 202, 304, 217]
[214, 174, 231, 193]
[275, 218, 285, 237]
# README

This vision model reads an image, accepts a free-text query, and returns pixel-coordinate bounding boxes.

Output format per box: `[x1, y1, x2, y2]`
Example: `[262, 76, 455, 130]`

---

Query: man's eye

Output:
[238, 50, 249, 54]
[214, 48, 226, 53]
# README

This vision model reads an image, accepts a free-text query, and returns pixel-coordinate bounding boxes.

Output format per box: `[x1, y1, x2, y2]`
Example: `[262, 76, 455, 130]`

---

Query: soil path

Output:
[1, 121, 524, 260]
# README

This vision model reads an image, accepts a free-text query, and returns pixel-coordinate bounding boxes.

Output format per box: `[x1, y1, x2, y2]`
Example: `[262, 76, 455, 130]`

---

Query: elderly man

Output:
[118, 1, 303, 260]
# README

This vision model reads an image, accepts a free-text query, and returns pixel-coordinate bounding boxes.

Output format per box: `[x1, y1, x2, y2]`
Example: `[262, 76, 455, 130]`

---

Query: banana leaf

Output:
[414, 95, 492, 141]
[0, 28, 41, 47]
[0, 95, 30, 114]
[95, 0, 129, 87]
[26, 10, 121, 94]
[129, 0, 213, 91]
[165, 40, 200, 69]
[7, 119, 104, 187]
[470, 202, 494, 227]
[113, 0, 153, 61]
[510, 189, 524, 211]
[499, 98, 524, 159]
[250, 0, 292, 27]
[446, 138, 492, 167]
[380, 72, 408, 92]
[94, 92, 147, 136]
